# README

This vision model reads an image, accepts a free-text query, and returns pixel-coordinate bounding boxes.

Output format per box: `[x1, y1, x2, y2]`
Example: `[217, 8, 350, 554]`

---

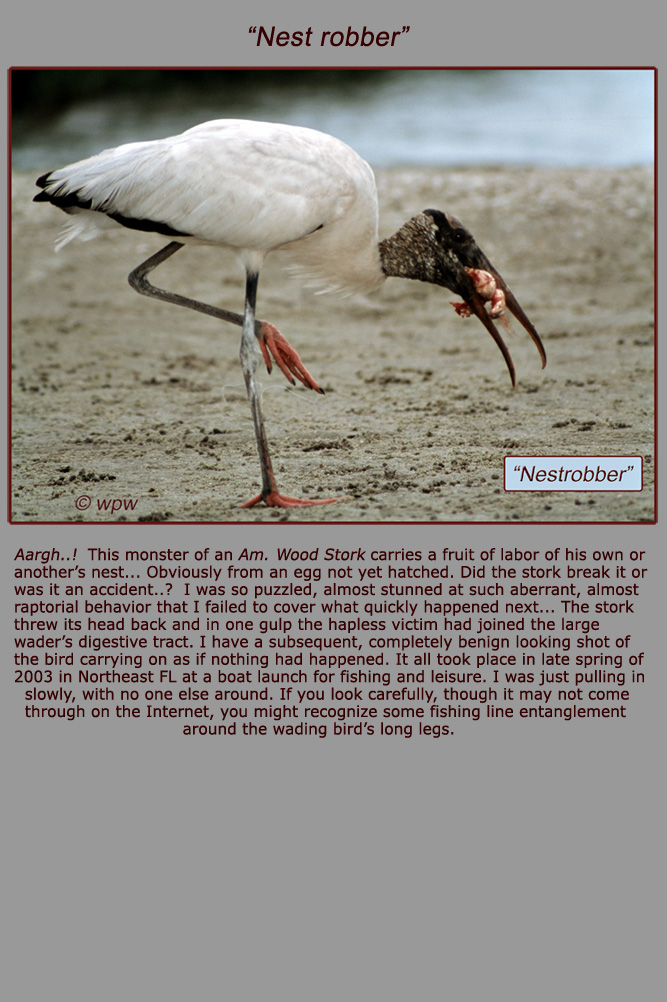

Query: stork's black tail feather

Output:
[34, 174, 94, 213]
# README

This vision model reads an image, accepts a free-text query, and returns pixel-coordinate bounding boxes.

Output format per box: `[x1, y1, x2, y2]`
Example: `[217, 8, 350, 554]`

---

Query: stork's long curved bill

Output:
[488, 273, 547, 371]
[456, 249, 547, 385]
[427, 208, 547, 386]
[463, 292, 519, 388]
[460, 275, 546, 388]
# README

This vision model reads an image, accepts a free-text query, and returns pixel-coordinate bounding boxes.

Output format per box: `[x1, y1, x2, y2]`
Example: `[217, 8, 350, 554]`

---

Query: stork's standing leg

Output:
[239, 272, 343, 508]
[127, 243, 340, 507]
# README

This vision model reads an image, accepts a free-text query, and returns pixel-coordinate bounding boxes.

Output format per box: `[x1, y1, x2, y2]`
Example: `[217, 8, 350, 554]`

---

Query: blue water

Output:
[13, 69, 654, 171]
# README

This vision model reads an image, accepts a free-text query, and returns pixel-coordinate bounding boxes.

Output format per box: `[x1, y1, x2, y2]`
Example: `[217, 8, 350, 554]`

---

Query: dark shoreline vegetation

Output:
[11, 68, 420, 115]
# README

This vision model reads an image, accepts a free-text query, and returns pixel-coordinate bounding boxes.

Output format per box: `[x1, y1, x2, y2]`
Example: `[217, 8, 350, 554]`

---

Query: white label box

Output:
[504, 456, 643, 492]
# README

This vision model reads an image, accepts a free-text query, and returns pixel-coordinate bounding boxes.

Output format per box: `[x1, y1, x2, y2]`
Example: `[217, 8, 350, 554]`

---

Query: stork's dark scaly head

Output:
[380, 208, 546, 387]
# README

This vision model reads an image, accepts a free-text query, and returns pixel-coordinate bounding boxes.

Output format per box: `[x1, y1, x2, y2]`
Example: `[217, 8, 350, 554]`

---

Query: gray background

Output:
[4, 4, 662, 1000]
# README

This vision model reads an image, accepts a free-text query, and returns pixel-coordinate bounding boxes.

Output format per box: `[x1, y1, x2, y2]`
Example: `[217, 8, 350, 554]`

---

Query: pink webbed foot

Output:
[258, 322, 324, 393]
[488, 288, 506, 318]
[451, 301, 474, 318]
[240, 490, 346, 509]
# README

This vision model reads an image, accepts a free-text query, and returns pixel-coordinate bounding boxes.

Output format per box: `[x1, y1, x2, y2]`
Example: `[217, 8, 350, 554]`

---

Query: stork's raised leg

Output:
[128, 243, 340, 507]
[128, 242, 323, 392]
[238, 272, 343, 508]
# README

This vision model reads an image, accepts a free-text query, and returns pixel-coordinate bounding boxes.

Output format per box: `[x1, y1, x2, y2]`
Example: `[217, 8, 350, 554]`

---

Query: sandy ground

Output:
[11, 166, 654, 523]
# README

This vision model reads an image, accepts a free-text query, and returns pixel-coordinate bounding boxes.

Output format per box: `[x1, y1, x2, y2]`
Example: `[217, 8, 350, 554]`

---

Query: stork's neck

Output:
[378, 214, 439, 284]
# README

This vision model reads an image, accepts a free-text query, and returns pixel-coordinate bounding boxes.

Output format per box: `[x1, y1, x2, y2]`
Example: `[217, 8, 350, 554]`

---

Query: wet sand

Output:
[11, 165, 654, 523]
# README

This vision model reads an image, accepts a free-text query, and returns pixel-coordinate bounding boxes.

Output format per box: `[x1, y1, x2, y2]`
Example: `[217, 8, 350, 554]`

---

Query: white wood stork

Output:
[34, 119, 546, 508]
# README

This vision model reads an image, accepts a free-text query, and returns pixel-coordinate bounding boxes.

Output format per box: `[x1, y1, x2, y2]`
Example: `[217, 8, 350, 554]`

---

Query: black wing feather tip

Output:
[32, 176, 191, 239]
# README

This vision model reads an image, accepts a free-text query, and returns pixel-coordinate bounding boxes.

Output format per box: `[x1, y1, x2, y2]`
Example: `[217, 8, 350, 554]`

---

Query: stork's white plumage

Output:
[42, 120, 385, 295]
[35, 119, 546, 508]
